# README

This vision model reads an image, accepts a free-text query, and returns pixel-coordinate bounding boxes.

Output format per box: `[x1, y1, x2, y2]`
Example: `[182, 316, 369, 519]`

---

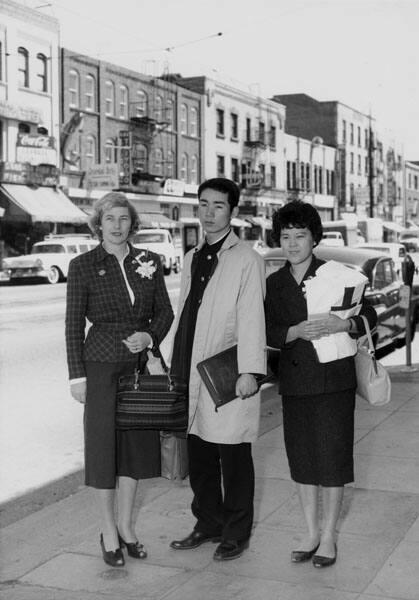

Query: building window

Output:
[104, 139, 117, 163]
[350, 123, 354, 145]
[246, 118, 251, 141]
[269, 126, 276, 150]
[408, 173, 412, 188]
[300, 162, 305, 191]
[216, 108, 225, 137]
[270, 165, 276, 188]
[180, 153, 188, 181]
[287, 161, 291, 189]
[180, 104, 188, 135]
[365, 156, 369, 175]
[85, 135, 96, 168]
[119, 85, 128, 120]
[350, 182, 355, 202]
[230, 113, 238, 140]
[154, 95, 163, 122]
[357, 126, 361, 147]
[216, 155, 225, 177]
[166, 99, 174, 131]
[259, 121, 265, 144]
[190, 155, 198, 184]
[314, 165, 318, 193]
[18, 122, 30, 133]
[365, 128, 368, 149]
[231, 157, 239, 184]
[414, 175, 418, 190]
[136, 90, 147, 117]
[36, 53, 47, 92]
[69, 69, 80, 107]
[153, 148, 163, 175]
[190, 107, 198, 137]
[18, 47, 29, 88]
[166, 150, 174, 177]
[318, 166, 323, 193]
[305, 164, 310, 191]
[342, 119, 346, 144]
[0, 42, 3, 81]
[358, 155, 362, 175]
[350, 152, 354, 174]
[133, 143, 147, 172]
[292, 162, 297, 189]
[85, 74, 96, 111]
[259, 163, 265, 184]
[105, 80, 115, 116]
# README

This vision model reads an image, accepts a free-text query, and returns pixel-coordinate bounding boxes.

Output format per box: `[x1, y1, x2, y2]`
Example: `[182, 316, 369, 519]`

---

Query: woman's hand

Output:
[318, 313, 351, 335]
[292, 320, 330, 341]
[70, 381, 86, 404]
[122, 331, 153, 354]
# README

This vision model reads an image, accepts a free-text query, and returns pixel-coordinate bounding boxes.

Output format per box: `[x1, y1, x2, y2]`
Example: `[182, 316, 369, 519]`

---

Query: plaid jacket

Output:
[65, 243, 174, 379]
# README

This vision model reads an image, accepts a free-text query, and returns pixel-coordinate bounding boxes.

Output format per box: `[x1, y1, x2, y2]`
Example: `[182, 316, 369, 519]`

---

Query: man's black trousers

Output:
[188, 434, 254, 542]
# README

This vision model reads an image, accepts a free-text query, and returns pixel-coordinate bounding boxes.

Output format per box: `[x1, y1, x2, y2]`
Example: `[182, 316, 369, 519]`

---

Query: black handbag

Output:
[115, 349, 188, 431]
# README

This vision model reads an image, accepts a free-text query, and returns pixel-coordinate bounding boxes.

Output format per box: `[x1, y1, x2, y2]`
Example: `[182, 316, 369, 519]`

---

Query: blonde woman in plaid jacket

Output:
[65, 192, 173, 567]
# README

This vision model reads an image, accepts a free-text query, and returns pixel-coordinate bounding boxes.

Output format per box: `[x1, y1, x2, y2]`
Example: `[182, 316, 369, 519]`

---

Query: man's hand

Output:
[70, 380, 86, 404]
[236, 373, 258, 399]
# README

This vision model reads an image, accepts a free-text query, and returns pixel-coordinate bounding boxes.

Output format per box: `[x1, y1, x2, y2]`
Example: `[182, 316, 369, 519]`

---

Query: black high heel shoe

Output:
[100, 533, 125, 567]
[118, 531, 147, 559]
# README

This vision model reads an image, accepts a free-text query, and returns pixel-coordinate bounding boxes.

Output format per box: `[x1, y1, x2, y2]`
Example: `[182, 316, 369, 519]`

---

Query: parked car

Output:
[131, 228, 182, 275]
[319, 231, 345, 247]
[264, 245, 419, 355]
[355, 242, 407, 275]
[2, 234, 98, 284]
[399, 233, 419, 253]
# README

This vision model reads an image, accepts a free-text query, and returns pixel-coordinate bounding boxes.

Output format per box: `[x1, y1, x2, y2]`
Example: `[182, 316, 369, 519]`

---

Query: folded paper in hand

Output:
[197, 345, 271, 411]
[304, 260, 368, 363]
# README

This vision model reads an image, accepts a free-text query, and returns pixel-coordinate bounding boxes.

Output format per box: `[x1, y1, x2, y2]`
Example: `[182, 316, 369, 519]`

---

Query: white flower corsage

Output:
[133, 252, 157, 279]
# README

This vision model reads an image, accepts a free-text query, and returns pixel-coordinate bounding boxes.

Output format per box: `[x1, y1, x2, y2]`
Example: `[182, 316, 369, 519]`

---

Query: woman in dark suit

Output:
[65, 192, 173, 567]
[265, 201, 376, 568]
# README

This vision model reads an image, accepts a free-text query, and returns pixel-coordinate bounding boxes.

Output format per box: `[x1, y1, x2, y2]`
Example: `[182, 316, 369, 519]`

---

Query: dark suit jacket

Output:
[65, 243, 174, 379]
[265, 256, 377, 396]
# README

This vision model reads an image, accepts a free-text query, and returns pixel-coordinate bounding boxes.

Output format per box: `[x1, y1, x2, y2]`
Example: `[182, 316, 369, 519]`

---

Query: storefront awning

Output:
[1, 183, 88, 224]
[138, 212, 178, 229]
[382, 221, 406, 233]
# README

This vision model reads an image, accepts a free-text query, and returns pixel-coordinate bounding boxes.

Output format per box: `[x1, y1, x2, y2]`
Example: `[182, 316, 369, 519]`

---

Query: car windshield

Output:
[133, 233, 165, 243]
[31, 244, 65, 254]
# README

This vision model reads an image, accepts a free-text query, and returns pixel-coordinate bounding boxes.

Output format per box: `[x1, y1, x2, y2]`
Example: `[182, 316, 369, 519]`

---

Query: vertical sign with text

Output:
[119, 131, 132, 187]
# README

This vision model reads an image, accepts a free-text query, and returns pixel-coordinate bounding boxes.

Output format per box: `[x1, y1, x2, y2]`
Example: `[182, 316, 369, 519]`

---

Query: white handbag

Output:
[354, 315, 391, 406]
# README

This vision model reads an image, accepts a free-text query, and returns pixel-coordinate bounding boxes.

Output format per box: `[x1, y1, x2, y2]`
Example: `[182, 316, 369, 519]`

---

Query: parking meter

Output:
[401, 254, 415, 287]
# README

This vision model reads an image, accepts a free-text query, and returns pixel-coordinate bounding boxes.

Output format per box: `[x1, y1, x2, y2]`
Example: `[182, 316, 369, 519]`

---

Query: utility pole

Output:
[368, 116, 375, 218]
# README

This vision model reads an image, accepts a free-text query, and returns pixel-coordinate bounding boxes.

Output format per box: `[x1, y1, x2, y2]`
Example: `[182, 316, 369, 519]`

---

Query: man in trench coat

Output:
[170, 178, 266, 561]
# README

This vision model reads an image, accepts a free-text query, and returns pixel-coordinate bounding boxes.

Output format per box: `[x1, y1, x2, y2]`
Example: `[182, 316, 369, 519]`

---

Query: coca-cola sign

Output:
[17, 134, 56, 149]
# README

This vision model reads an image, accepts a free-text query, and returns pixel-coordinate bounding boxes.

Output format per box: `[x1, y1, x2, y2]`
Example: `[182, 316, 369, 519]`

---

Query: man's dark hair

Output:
[271, 200, 323, 246]
[198, 178, 240, 210]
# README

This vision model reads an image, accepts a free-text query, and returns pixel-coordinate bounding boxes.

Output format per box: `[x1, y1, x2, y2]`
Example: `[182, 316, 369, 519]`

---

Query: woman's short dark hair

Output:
[198, 177, 240, 211]
[88, 192, 140, 240]
[271, 200, 323, 246]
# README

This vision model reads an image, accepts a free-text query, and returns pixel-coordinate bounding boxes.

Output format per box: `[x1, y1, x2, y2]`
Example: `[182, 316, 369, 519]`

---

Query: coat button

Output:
[292, 360, 298, 366]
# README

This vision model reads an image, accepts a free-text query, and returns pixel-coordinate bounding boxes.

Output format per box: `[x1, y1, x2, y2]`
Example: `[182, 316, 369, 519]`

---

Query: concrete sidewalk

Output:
[1, 369, 419, 600]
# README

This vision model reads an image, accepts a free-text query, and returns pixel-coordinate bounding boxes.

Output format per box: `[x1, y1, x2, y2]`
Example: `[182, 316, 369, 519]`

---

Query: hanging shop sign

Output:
[16, 134, 57, 166]
[119, 130, 132, 187]
[0, 162, 59, 187]
[0, 100, 41, 124]
[163, 178, 185, 197]
[85, 163, 119, 191]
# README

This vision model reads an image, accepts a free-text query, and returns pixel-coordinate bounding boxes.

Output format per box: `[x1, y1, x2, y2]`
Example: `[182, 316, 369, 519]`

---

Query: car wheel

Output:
[46, 266, 61, 284]
[163, 260, 172, 276]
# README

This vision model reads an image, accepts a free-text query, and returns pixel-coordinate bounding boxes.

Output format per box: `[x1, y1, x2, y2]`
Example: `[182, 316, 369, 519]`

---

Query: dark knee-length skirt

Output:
[84, 361, 161, 489]
[282, 389, 355, 487]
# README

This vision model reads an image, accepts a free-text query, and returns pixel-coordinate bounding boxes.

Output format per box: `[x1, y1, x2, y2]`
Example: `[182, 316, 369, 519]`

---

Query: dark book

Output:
[196, 345, 273, 410]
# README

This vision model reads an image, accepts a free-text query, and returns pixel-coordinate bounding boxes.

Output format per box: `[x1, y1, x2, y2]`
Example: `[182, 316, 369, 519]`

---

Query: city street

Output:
[0, 274, 181, 505]
[1, 272, 418, 505]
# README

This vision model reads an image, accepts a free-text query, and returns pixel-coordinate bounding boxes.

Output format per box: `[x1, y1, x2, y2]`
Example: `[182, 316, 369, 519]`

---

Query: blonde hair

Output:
[88, 192, 140, 240]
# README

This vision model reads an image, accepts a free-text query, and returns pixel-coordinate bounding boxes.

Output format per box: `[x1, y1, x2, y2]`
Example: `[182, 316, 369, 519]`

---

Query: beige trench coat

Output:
[172, 231, 267, 444]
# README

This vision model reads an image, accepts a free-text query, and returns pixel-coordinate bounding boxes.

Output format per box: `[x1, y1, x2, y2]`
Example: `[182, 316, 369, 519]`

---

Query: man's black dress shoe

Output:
[100, 533, 125, 567]
[291, 543, 320, 563]
[118, 532, 147, 559]
[170, 530, 222, 550]
[312, 544, 337, 568]
[213, 539, 249, 561]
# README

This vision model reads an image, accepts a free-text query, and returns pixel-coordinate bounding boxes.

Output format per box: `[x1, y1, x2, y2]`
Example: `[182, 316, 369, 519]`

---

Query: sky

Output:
[22, 0, 419, 159]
